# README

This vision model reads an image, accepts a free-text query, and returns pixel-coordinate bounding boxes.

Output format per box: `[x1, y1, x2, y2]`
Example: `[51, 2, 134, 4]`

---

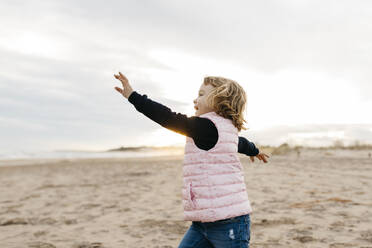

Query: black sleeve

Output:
[128, 91, 218, 150]
[238, 136, 260, 156]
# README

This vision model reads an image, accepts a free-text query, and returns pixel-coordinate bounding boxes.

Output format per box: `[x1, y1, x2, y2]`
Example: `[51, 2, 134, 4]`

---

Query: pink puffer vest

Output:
[182, 111, 252, 222]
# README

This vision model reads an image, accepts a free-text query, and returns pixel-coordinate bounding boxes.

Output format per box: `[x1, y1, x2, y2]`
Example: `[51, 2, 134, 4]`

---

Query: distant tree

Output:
[333, 139, 344, 148]
[272, 143, 291, 155]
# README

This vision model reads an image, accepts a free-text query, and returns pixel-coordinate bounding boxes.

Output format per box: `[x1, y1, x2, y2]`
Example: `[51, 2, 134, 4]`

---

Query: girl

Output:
[114, 72, 269, 248]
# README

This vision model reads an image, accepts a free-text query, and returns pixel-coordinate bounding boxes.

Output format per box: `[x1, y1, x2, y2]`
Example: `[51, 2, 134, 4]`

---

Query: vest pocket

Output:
[188, 182, 196, 208]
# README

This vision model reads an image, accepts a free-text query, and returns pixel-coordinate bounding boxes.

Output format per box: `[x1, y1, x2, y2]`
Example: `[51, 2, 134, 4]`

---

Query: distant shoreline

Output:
[1, 143, 371, 165]
[107, 145, 184, 152]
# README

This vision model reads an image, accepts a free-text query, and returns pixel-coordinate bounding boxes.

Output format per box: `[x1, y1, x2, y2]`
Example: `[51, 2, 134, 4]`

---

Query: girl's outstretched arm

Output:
[238, 136, 260, 156]
[113, 72, 218, 150]
[239, 136, 270, 163]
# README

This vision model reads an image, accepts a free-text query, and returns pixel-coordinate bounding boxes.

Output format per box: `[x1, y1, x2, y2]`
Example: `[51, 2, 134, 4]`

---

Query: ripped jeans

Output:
[178, 214, 251, 248]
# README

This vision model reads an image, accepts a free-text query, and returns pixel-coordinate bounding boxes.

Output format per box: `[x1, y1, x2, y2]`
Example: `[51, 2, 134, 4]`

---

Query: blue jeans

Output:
[178, 214, 251, 248]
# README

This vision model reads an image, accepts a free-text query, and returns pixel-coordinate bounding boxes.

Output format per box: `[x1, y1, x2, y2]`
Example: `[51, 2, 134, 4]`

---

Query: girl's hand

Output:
[114, 72, 134, 99]
[250, 153, 270, 163]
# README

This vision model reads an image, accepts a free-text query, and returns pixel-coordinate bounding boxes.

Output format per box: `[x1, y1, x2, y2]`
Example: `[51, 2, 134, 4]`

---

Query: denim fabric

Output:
[178, 214, 251, 248]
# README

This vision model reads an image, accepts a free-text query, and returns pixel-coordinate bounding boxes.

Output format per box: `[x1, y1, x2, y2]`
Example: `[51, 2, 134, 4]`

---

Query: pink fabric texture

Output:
[182, 111, 252, 222]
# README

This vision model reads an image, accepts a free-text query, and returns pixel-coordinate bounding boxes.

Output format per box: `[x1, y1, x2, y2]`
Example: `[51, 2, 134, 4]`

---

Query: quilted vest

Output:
[182, 111, 252, 222]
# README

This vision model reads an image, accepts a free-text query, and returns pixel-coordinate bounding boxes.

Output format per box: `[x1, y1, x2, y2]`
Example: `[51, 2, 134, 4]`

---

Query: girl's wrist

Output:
[127, 90, 134, 99]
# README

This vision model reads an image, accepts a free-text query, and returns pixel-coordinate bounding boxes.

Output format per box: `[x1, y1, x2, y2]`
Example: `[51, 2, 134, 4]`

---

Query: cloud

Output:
[1, 0, 371, 153]
[2, 1, 372, 95]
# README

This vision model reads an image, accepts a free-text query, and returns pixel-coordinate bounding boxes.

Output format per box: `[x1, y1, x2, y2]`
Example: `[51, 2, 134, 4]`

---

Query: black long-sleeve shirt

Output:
[127, 91, 260, 156]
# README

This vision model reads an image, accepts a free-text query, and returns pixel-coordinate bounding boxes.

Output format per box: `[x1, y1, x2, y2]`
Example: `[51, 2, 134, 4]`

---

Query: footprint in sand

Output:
[293, 235, 315, 243]
[1, 203, 24, 214]
[20, 217, 59, 225]
[33, 230, 49, 237]
[0, 217, 28, 225]
[130, 233, 144, 238]
[127, 171, 152, 177]
[253, 217, 296, 227]
[77, 203, 101, 210]
[28, 241, 56, 248]
[329, 221, 345, 232]
[118, 207, 131, 213]
[335, 211, 350, 218]
[38, 217, 58, 225]
[20, 194, 41, 201]
[287, 228, 316, 243]
[329, 243, 360, 248]
[359, 229, 372, 243]
[71, 241, 106, 248]
[62, 218, 78, 225]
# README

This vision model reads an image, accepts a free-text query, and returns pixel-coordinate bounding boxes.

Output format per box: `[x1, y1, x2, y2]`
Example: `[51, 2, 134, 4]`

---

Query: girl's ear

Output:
[206, 92, 215, 108]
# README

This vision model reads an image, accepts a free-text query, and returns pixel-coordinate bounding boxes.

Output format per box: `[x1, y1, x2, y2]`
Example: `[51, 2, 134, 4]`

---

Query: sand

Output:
[0, 149, 372, 248]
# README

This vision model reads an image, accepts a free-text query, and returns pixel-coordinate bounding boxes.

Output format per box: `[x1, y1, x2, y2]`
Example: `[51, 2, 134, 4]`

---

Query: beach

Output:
[0, 148, 372, 247]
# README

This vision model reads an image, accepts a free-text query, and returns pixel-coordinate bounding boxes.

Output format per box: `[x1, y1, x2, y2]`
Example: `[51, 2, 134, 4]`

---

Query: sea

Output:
[0, 147, 185, 166]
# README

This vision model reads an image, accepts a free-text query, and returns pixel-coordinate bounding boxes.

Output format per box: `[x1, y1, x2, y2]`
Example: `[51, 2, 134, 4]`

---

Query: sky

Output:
[1, 0, 372, 153]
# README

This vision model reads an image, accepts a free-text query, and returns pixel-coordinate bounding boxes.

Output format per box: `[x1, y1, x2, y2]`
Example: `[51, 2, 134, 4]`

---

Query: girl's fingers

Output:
[114, 73, 127, 84]
[114, 87, 123, 93]
[256, 154, 268, 163]
[114, 75, 123, 82]
[119, 72, 127, 81]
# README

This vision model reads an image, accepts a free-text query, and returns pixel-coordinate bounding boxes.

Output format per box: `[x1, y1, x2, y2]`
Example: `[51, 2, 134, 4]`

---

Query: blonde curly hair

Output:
[203, 76, 248, 132]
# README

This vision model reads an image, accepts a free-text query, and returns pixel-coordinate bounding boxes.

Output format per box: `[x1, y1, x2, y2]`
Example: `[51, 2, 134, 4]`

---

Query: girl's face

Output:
[193, 83, 215, 116]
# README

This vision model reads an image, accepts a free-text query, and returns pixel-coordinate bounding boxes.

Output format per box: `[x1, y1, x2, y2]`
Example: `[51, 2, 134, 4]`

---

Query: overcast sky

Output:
[1, 0, 371, 153]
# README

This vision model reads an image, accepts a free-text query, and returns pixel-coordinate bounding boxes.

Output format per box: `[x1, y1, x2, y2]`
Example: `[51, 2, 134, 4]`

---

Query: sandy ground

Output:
[0, 149, 372, 248]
